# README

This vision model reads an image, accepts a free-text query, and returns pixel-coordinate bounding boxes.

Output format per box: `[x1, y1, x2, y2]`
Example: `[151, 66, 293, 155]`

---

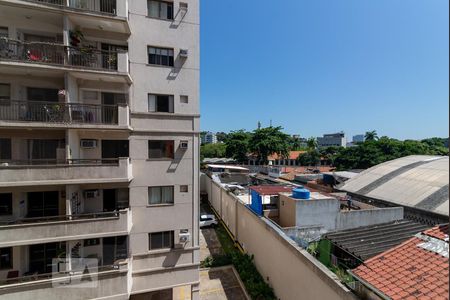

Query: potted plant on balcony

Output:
[69, 29, 84, 47]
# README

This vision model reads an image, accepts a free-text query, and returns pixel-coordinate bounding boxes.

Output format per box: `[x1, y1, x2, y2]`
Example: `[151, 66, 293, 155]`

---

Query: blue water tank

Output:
[292, 188, 310, 200]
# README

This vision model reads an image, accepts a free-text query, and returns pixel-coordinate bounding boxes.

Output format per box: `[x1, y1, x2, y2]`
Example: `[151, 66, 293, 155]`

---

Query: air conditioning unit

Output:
[179, 2, 188, 10]
[179, 49, 188, 58]
[84, 189, 99, 199]
[80, 139, 97, 149]
[180, 141, 188, 150]
[178, 232, 190, 244]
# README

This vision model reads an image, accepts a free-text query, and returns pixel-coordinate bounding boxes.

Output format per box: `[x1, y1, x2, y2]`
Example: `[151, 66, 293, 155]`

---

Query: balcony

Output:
[0, 209, 130, 247]
[0, 100, 130, 129]
[0, 262, 129, 298]
[0, 38, 129, 78]
[0, 157, 132, 187]
[3, 0, 128, 19]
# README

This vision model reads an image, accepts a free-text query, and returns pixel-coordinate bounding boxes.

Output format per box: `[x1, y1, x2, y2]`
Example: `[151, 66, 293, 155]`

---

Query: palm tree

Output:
[365, 130, 378, 141]
[307, 137, 318, 150]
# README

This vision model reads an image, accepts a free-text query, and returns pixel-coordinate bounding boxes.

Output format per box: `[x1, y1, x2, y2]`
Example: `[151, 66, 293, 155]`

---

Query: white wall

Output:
[202, 175, 358, 300]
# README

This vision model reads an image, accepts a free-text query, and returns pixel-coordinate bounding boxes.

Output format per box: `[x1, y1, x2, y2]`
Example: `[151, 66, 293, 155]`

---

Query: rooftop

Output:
[249, 185, 294, 196]
[340, 155, 449, 216]
[351, 224, 449, 300]
[325, 220, 430, 261]
[268, 151, 306, 160]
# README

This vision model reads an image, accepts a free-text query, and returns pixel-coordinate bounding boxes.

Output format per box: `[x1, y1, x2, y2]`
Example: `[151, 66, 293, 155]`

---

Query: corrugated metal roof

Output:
[340, 155, 449, 216]
[325, 220, 430, 261]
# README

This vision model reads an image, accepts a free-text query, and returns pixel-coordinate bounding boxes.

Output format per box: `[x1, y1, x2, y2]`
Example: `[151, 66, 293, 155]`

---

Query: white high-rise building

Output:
[0, 0, 200, 298]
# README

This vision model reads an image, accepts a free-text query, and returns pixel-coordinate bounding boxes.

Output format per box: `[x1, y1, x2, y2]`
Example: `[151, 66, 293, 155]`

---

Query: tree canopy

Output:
[224, 130, 252, 163]
[200, 143, 226, 161]
[249, 126, 290, 164]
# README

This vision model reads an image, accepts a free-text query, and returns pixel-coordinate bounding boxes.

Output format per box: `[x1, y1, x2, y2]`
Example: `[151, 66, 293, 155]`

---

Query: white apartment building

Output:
[0, 0, 200, 299]
[201, 131, 216, 144]
[317, 132, 346, 148]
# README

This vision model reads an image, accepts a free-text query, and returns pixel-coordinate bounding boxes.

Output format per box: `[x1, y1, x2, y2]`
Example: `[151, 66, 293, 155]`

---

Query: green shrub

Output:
[231, 252, 276, 300]
[200, 255, 232, 268]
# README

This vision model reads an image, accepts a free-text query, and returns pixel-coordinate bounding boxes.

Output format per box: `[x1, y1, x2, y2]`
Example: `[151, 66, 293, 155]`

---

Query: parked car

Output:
[200, 214, 218, 228]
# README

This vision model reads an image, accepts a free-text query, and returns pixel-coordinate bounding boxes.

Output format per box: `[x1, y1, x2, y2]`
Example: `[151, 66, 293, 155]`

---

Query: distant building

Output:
[352, 134, 365, 143]
[202, 131, 217, 144]
[317, 132, 346, 148]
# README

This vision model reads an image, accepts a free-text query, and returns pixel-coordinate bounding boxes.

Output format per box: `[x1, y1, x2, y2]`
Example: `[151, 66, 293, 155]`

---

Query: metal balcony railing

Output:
[0, 211, 121, 226]
[0, 100, 118, 125]
[0, 158, 120, 167]
[22, 0, 118, 15]
[0, 38, 123, 71]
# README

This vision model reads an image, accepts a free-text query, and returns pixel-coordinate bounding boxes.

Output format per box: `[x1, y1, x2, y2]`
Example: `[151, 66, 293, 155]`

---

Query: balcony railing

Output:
[0, 264, 123, 286]
[0, 211, 120, 226]
[0, 209, 130, 248]
[0, 100, 119, 125]
[0, 158, 120, 167]
[22, 0, 119, 16]
[0, 38, 127, 72]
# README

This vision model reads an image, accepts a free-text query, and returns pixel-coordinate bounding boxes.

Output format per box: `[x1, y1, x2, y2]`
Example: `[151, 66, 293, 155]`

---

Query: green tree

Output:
[319, 146, 341, 165]
[364, 130, 379, 141]
[249, 126, 290, 164]
[306, 137, 318, 150]
[297, 150, 321, 166]
[289, 136, 304, 150]
[224, 130, 251, 163]
[216, 132, 228, 143]
[200, 143, 226, 161]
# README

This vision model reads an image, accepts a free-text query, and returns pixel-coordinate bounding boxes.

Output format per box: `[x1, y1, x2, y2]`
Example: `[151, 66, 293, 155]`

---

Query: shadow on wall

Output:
[169, 6, 187, 29]
[162, 250, 182, 267]
[167, 53, 187, 80]
[167, 146, 186, 173]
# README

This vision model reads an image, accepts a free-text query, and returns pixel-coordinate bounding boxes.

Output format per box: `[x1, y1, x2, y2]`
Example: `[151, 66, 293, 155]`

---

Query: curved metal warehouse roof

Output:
[340, 155, 449, 216]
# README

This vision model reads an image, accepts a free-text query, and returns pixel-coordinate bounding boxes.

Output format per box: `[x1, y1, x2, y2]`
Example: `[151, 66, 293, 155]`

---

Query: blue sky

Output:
[200, 0, 449, 140]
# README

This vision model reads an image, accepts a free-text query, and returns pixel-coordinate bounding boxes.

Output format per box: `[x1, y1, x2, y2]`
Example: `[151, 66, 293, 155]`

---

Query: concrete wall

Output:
[337, 207, 403, 231]
[279, 194, 404, 231]
[201, 174, 358, 300]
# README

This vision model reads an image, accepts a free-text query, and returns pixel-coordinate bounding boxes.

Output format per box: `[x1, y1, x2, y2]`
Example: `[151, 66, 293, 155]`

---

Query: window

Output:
[0, 138, 11, 160]
[148, 47, 174, 67]
[180, 95, 189, 104]
[148, 94, 174, 113]
[147, 0, 173, 20]
[0, 193, 12, 216]
[103, 236, 128, 265]
[148, 186, 174, 205]
[0, 84, 10, 100]
[0, 247, 12, 269]
[148, 140, 174, 159]
[29, 242, 65, 274]
[180, 185, 188, 193]
[149, 231, 173, 250]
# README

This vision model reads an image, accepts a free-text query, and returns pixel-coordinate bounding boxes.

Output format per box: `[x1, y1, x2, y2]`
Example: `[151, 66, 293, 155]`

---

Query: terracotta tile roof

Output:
[352, 225, 449, 300]
[423, 224, 449, 240]
[248, 185, 294, 195]
[267, 151, 306, 160]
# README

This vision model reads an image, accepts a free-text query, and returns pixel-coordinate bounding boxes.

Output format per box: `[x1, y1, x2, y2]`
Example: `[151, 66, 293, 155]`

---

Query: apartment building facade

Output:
[0, 0, 200, 299]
